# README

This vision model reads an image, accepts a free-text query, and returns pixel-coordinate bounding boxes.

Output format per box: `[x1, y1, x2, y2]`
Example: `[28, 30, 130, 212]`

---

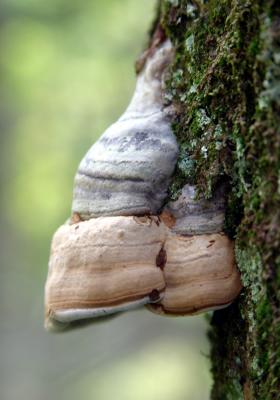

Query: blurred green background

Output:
[0, 1, 211, 399]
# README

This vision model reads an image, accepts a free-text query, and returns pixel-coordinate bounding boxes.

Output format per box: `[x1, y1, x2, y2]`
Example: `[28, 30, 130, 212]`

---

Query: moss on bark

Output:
[159, 0, 280, 398]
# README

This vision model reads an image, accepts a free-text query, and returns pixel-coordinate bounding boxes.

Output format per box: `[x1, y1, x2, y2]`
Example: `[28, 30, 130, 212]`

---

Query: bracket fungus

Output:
[72, 39, 178, 219]
[45, 37, 242, 331]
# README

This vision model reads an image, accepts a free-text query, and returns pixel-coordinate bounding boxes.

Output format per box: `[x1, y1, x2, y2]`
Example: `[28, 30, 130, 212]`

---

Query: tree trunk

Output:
[155, 1, 280, 398]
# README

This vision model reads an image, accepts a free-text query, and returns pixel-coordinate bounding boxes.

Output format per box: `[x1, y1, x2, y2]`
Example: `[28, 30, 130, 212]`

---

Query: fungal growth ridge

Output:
[72, 40, 178, 219]
[45, 214, 242, 330]
[44, 38, 242, 331]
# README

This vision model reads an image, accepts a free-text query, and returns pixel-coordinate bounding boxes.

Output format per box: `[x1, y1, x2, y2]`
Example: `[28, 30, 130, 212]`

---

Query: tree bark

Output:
[155, 1, 280, 398]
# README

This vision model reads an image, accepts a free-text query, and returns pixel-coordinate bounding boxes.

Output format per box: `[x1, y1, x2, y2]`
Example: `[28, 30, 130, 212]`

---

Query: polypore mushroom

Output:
[45, 214, 241, 329]
[72, 39, 178, 219]
[45, 216, 166, 330]
[147, 220, 242, 316]
[149, 184, 242, 315]
[145, 184, 242, 316]
[44, 36, 242, 331]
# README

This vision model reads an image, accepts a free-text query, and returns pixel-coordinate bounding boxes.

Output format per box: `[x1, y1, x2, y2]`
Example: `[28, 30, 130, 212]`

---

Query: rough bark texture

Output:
[156, 1, 280, 399]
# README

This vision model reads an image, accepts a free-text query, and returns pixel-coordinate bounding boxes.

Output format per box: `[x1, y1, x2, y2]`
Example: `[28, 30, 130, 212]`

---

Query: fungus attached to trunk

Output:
[72, 40, 178, 219]
[45, 216, 166, 330]
[44, 38, 242, 331]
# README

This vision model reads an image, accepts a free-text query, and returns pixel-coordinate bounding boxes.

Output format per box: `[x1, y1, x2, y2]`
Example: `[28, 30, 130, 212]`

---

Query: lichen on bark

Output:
[158, 0, 280, 398]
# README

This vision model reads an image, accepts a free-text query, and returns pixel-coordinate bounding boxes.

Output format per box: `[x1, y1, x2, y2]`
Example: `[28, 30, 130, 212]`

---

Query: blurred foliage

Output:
[0, 0, 156, 241]
[0, 1, 211, 400]
[71, 339, 211, 400]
